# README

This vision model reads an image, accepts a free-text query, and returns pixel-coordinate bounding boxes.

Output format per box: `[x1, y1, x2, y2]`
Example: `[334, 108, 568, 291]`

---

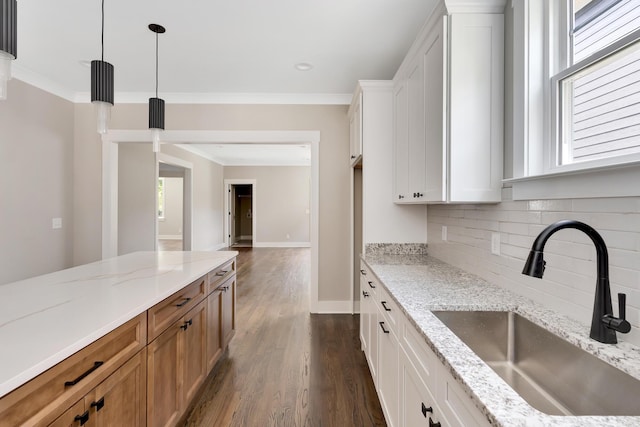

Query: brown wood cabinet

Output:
[0, 256, 237, 427]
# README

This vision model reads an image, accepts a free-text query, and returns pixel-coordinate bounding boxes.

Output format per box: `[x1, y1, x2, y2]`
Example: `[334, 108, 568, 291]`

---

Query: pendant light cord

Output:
[155, 32, 159, 98]
[101, 0, 105, 61]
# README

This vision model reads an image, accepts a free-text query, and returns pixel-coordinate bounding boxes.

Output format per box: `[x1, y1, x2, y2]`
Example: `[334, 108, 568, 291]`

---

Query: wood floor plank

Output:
[182, 248, 385, 427]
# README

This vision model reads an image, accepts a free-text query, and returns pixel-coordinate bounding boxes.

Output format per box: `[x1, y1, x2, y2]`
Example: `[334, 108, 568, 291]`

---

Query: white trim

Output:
[158, 235, 182, 240]
[224, 179, 257, 249]
[253, 242, 311, 248]
[315, 300, 355, 314]
[74, 91, 352, 105]
[13, 67, 76, 102]
[103, 130, 320, 314]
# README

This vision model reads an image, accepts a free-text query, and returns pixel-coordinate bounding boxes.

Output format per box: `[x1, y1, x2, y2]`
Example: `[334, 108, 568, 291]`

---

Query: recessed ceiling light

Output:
[294, 62, 313, 71]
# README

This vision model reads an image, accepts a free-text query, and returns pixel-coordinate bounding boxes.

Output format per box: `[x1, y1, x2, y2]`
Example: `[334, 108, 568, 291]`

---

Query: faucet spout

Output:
[522, 220, 629, 344]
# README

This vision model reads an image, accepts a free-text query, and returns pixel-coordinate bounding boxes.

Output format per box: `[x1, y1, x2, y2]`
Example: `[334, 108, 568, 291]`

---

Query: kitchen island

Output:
[0, 250, 237, 426]
[363, 252, 640, 427]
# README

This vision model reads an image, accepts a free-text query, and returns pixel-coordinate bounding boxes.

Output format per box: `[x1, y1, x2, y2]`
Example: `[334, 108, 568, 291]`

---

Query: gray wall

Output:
[118, 143, 156, 255]
[224, 166, 311, 244]
[158, 177, 184, 237]
[0, 79, 74, 284]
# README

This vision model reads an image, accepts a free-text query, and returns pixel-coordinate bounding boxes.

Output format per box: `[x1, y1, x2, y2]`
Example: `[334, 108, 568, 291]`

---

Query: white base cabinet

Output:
[360, 261, 491, 427]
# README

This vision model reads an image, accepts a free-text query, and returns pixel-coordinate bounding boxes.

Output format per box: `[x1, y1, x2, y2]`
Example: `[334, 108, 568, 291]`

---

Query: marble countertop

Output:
[364, 253, 640, 427]
[0, 250, 237, 399]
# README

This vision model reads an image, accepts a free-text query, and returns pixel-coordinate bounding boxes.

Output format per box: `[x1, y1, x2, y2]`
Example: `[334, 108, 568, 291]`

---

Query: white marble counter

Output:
[0, 250, 237, 399]
[364, 254, 640, 427]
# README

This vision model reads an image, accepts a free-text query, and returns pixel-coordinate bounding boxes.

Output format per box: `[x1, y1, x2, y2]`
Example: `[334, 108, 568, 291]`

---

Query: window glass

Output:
[158, 178, 165, 219]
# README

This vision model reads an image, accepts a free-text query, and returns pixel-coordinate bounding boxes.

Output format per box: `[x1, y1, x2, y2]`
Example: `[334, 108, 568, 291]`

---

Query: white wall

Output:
[224, 166, 310, 245]
[0, 79, 74, 284]
[159, 177, 184, 237]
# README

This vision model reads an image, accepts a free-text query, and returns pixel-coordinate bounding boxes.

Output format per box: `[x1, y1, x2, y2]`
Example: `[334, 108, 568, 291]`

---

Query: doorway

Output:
[229, 184, 253, 248]
[158, 162, 186, 250]
[224, 179, 257, 249]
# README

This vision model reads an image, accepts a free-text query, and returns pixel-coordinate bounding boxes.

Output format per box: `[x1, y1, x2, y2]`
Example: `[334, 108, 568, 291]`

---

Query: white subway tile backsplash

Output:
[426, 194, 640, 347]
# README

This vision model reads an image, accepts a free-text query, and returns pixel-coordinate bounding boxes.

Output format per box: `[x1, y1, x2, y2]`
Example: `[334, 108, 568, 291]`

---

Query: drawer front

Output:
[360, 264, 378, 299]
[400, 315, 438, 393]
[377, 285, 399, 331]
[0, 313, 146, 427]
[148, 275, 207, 341]
[207, 259, 236, 294]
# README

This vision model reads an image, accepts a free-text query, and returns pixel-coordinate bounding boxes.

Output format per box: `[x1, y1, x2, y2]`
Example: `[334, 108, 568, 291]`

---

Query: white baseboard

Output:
[314, 300, 354, 314]
[159, 235, 182, 240]
[253, 242, 311, 248]
[207, 243, 228, 251]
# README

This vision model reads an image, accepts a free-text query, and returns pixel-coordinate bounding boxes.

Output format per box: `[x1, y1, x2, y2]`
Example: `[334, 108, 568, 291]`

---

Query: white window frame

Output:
[157, 177, 166, 221]
[508, 0, 640, 200]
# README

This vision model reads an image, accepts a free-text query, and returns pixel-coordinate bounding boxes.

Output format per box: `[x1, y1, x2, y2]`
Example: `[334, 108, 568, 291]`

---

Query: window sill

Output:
[504, 161, 640, 200]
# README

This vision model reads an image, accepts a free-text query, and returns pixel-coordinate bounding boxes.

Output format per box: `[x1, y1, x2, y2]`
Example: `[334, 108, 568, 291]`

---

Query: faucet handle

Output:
[603, 293, 632, 334]
[619, 293, 627, 321]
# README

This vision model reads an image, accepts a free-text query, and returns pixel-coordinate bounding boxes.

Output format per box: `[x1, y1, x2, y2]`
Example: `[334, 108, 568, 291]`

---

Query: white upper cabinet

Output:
[349, 91, 363, 166]
[393, 1, 504, 204]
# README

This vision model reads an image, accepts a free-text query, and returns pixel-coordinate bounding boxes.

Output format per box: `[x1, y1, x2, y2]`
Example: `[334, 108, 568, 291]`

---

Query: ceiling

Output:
[12, 0, 437, 164]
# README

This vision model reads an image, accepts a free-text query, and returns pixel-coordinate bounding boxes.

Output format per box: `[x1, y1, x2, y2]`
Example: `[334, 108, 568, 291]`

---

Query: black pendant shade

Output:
[149, 97, 165, 130]
[0, 0, 17, 59]
[149, 24, 166, 131]
[91, 60, 114, 105]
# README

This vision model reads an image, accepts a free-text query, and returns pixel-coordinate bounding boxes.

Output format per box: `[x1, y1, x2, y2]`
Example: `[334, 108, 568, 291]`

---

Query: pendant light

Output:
[0, 0, 17, 101]
[91, 0, 114, 134]
[148, 23, 165, 153]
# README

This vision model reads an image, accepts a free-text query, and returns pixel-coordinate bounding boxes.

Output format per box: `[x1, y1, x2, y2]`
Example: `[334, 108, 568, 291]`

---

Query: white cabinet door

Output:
[377, 312, 399, 427]
[393, 81, 409, 202]
[448, 13, 503, 202]
[406, 54, 426, 203]
[423, 16, 447, 202]
[359, 269, 370, 355]
[399, 347, 441, 427]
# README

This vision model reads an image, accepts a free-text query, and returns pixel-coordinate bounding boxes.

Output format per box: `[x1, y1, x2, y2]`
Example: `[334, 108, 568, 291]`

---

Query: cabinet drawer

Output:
[377, 285, 399, 331]
[359, 263, 378, 298]
[148, 275, 207, 341]
[0, 313, 146, 427]
[400, 315, 438, 393]
[207, 259, 235, 294]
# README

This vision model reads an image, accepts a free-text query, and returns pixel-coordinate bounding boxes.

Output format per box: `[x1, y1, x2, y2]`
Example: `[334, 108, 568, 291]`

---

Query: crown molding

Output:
[13, 65, 76, 102]
[74, 91, 352, 105]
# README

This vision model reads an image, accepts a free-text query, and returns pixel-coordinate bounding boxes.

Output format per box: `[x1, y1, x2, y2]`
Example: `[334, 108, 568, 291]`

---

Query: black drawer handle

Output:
[65, 361, 103, 387]
[175, 297, 192, 307]
[368, 281, 375, 289]
[362, 291, 369, 298]
[381, 301, 391, 312]
[180, 318, 193, 331]
[421, 402, 433, 417]
[215, 270, 228, 276]
[75, 410, 90, 425]
[429, 418, 441, 427]
[379, 321, 390, 334]
[360, 269, 366, 275]
[91, 397, 105, 412]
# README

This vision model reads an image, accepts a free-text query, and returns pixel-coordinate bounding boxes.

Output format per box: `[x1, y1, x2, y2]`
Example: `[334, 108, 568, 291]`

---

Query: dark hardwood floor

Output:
[182, 248, 386, 427]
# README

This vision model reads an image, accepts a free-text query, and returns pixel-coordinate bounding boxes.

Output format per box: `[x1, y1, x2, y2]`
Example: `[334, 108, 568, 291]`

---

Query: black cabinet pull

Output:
[215, 270, 229, 276]
[368, 281, 375, 289]
[65, 361, 103, 387]
[398, 194, 404, 199]
[381, 301, 391, 312]
[362, 291, 369, 298]
[379, 321, 390, 334]
[175, 297, 192, 307]
[91, 397, 105, 411]
[75, 411, 90, 426]
[181, 318, 193, 331]
[360, 269, 366, 275]
[351, 155, 356, 159]
[429, 418, 441, 427]
[421, 402, 433, 417]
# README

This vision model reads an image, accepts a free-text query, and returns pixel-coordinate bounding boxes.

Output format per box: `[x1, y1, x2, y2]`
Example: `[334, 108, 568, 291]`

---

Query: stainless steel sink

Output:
[431, 311, 640, 416]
